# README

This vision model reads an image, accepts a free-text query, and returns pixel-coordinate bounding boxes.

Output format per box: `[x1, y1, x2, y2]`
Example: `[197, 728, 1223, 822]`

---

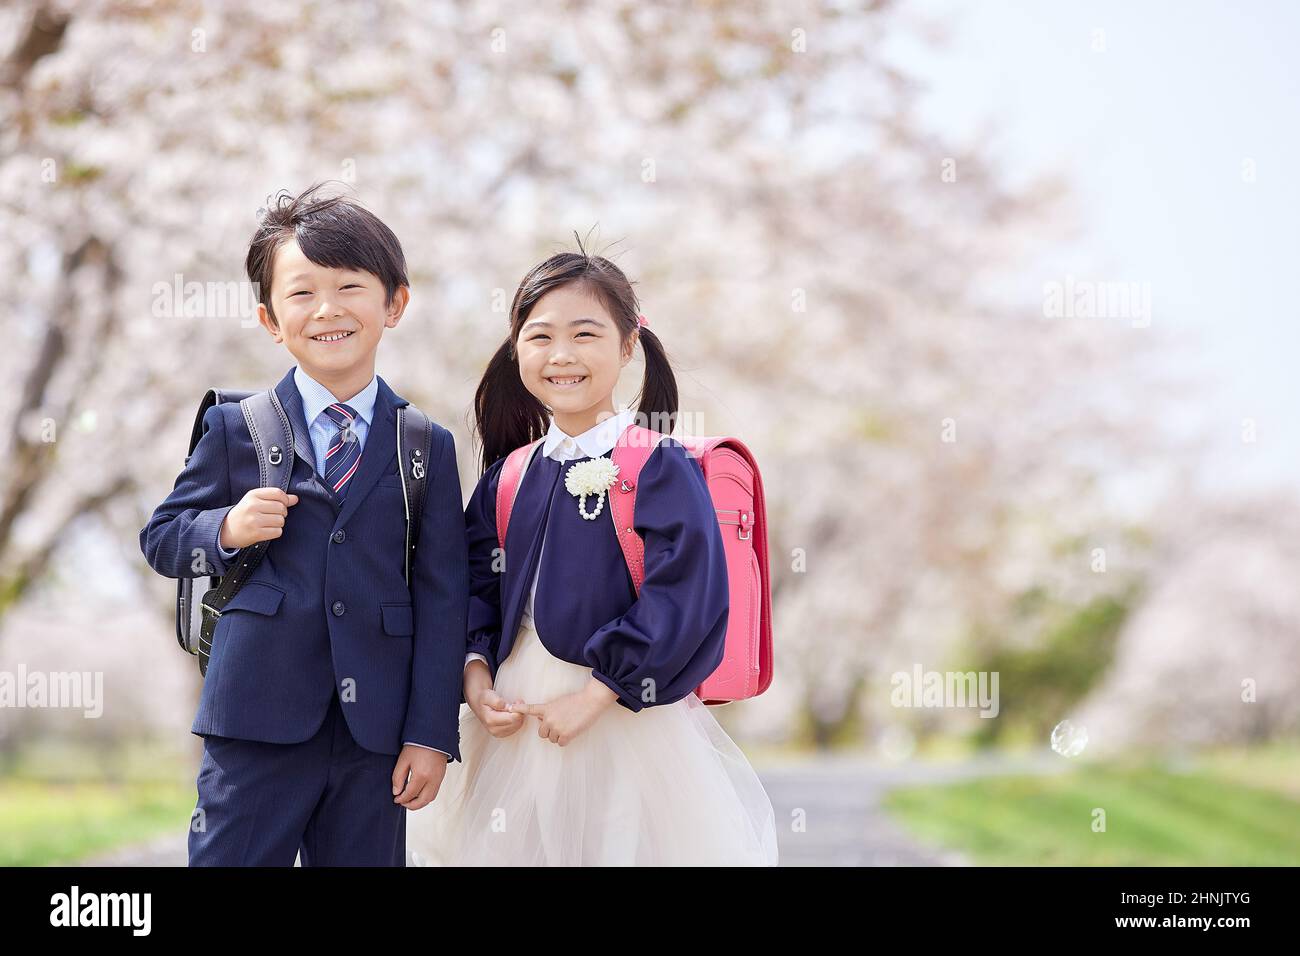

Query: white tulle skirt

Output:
[406, 613, 779, 866]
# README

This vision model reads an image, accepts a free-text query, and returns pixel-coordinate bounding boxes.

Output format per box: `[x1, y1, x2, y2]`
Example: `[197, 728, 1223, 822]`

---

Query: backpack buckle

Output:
[738, 510, 753, 540]
[268, 445, 283, 466]
[410, 448, 425, 480]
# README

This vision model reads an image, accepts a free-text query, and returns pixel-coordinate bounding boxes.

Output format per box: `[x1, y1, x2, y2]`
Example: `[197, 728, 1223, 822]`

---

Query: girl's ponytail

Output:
[474, 335, 548, 474]
[635, 325, 679, 437]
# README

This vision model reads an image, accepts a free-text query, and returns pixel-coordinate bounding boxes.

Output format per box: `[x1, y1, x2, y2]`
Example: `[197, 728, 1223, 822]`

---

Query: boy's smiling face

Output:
[256, 237, 408, 393]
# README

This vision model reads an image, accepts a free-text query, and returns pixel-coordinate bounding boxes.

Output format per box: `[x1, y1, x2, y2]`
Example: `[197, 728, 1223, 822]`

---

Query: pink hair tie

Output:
[637, 313, 649, 328]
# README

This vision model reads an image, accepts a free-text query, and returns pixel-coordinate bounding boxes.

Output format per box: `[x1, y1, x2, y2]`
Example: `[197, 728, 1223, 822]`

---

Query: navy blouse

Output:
[464, 436, 730, 712]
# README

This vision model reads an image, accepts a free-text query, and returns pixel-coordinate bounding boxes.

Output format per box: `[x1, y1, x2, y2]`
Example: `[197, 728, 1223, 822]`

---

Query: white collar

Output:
[541, 407, 639, 461]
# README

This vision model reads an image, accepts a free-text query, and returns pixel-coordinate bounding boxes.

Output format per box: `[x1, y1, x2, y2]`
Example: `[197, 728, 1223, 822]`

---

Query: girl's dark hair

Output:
[246, 181, 408, 326]
[474, 240, 678, 473]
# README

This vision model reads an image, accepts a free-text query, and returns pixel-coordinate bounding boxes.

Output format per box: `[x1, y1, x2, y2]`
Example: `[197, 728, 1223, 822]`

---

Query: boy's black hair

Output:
[246, 181, 408, 326]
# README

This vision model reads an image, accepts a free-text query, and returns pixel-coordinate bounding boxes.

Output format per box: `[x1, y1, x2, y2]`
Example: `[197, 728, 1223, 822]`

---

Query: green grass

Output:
[883, 745, 1300, 866]
[7, 739, 1297, 866]
[0, 779, 195, 867]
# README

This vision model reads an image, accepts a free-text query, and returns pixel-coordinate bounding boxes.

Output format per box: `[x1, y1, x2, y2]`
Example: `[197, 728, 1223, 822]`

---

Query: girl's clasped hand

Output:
[464, 660, 617, 746]
[512, 681, 618, 746]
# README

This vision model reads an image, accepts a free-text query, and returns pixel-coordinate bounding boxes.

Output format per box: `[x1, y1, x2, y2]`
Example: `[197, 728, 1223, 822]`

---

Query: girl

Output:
[406, 249, 778, 866]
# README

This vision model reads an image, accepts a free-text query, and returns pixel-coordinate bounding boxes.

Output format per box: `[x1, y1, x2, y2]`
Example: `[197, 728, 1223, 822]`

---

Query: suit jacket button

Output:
[332, 529, 346, 544]
[332, 601, 345, 617]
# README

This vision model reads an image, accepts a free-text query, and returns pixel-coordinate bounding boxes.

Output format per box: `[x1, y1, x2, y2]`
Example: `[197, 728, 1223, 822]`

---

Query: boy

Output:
[139, 184, 468, 866]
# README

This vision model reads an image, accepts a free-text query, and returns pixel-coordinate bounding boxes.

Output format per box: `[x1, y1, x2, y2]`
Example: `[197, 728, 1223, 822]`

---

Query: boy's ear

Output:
[257, 303, 281, 341]
[385, 286, 411, 328]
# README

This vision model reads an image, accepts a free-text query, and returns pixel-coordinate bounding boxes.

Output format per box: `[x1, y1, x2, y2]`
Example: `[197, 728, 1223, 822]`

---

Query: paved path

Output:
[75, 752, 1068, 866]
[757, 751, 1067, 866]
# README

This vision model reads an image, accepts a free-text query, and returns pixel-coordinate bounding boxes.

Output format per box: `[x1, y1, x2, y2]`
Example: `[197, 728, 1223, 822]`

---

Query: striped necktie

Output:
[322, 402, 363, 499]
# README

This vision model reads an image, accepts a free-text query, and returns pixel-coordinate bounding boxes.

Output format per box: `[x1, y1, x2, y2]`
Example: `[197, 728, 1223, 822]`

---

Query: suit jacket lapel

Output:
[334, 374, 407, 528]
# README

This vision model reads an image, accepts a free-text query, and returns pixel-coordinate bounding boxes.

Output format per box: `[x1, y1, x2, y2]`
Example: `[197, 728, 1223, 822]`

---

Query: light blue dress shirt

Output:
[217, 366, 448, 761]
[294, 364, 379, 485]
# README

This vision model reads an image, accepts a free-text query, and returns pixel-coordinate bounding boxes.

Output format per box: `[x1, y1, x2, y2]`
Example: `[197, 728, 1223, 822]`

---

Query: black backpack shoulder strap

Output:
[176, 387, 254, 657]
[396, 402, 434, 588]
[194, 388, 295, 676]
[238, 389, 295, 490]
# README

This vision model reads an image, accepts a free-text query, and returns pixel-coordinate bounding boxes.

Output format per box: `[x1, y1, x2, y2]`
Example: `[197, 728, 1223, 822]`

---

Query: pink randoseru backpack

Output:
[495, 424, 774, 704]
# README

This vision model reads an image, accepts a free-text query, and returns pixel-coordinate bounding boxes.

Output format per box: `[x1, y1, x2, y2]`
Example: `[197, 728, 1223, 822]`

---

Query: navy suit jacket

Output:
[140, 366, 469, 760]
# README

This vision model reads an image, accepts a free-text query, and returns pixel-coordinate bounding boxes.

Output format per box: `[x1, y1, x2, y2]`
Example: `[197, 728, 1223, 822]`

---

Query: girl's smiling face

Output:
[516, 284, 635, 434]
[257, 237, 408, 388]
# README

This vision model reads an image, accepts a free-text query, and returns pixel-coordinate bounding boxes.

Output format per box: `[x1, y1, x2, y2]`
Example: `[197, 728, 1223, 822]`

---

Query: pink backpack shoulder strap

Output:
[494, 439, 543, 552]
[608, 424, 671, 592]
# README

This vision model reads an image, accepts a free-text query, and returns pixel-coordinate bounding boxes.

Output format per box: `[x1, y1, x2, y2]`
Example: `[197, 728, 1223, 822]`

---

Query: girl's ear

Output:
[621, 330, 638, 366]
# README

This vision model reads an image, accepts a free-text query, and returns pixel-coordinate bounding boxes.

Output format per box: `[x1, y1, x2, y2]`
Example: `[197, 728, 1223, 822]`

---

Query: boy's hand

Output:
[513, 679, 617, 747]
[219, 487, 299, 549]
[392, 745, 448, 810]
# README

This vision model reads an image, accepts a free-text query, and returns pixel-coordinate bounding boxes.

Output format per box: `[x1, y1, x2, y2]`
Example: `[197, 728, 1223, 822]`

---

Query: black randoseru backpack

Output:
[174, 387, 433, 676]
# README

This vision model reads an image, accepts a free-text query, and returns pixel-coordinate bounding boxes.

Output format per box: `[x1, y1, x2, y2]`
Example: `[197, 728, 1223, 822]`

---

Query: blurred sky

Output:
[889, 0, 1300, 494]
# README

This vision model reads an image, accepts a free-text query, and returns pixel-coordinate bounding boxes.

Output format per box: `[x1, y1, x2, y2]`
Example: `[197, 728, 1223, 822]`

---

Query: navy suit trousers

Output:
[188, 690, 406, 867]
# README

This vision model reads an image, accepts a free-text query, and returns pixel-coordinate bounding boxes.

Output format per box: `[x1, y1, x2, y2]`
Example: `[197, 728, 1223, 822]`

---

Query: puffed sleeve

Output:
[582, 439, 729, 712]
[463, 456, 508, 691]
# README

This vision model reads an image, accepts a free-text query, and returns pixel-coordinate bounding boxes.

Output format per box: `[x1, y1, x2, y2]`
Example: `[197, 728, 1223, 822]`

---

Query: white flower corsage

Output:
[564, 456, 620, 520]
